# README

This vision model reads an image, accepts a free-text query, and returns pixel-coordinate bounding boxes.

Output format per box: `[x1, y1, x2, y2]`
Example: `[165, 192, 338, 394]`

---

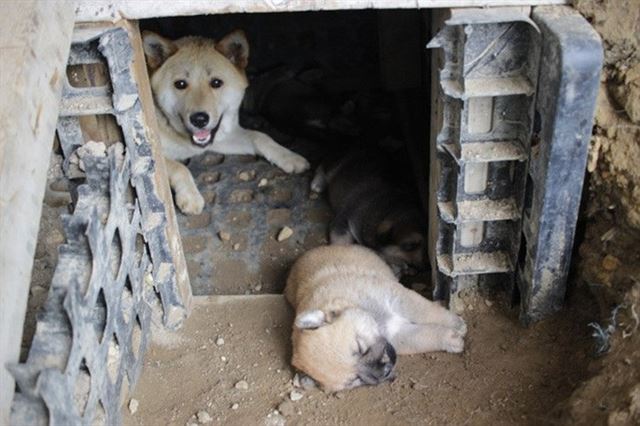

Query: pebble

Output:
[231, 403, 239, 410]
[290, 390, 303, 402]
[221, 356, 227, 362]
[602, 254, 621, 271]
[292, 373, 301, 388]
[233, 243, 241, 250]
[299, 375, 317, 390]
[258, 178, 268, 187]
[218, 231, 231, 242]
[197, 410, 213, 423]
[235, 380, 249, 390]
[254, 284, 263, 292]
[128, 398, 139, 414]
[278, 400, 295, 416]
[216, 337, 225, 346]
[238, 170, 254, 181]
[484, 299, 493, 307]
[277, 226, 294, 242]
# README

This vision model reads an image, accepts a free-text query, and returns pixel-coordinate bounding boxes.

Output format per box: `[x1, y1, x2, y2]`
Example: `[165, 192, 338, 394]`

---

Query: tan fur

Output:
[142, 30, 310, 215]
[285, 245, 467, 391]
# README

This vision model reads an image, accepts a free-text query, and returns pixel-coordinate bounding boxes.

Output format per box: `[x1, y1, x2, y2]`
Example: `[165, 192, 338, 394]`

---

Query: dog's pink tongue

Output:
[194, 130, 209, 139]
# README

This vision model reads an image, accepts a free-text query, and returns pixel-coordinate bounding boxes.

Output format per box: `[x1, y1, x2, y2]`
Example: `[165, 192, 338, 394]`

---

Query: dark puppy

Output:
[311, 150, 426, 274]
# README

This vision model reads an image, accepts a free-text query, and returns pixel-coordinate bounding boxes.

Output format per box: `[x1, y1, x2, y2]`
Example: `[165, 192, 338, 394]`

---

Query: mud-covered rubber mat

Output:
[176, 153, 331, 295]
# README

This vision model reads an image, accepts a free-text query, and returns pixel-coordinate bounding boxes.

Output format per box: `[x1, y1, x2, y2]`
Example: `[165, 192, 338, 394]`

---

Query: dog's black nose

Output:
[189, 112, 210, 128]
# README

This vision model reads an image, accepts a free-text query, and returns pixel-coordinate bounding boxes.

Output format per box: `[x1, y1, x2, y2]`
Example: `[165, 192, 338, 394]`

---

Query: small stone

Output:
[218, 231, 231, 242]
[278, 400, 295, 416]
[231, 403, 239, 410]
[254, 284, 262, 292]
[238, 170, 255, 181]
[258, 178, 268, 187]
[233, 243, 241, 251]
[335, 392, 345, 399]
[221, 356, 227, 362]
[484, 299, 493, 307]
[602, 254, 621, 271]
[235, 380, 249, 390]
[197, 410, 213, 423]
[290, 390, 303, 402]
[199, 171, 221, 184]
[299, 375, 317, 390]
[128, 398, 139, 414]
[292, 373, 301, 388]
[277, 226, 294, 242]
[309, 192, 319, 200]
[216, 337, 225, 346]
[202, 153, 224, 166]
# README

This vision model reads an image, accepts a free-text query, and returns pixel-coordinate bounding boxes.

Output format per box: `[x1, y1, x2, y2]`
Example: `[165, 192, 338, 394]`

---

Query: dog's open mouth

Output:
[190, 115, 223, 147]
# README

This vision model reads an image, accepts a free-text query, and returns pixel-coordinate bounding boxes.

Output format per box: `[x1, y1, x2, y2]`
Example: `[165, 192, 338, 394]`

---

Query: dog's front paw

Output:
[175, 190, 205, 215]
[310, 172, 326, 193]
[443, 328, 465, 353]
[452, 316, 467, 337]
[277, 152, 310, 174]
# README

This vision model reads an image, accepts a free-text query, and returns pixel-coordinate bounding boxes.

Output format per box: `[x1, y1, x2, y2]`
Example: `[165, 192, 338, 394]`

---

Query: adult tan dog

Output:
[285, 245, 467, 391]
[142, 30, 310, 215]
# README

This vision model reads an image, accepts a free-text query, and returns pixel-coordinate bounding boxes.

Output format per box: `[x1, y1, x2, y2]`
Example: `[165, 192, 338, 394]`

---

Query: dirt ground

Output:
[122, 288, 597, 426]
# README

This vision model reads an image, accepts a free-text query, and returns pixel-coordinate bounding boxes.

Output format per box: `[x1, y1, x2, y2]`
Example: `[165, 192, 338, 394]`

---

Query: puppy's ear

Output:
[142, 31, 177, 71]
[295, 310, 327, 330]
[295, 299, 352, 330]
[216, 29, 249, 70]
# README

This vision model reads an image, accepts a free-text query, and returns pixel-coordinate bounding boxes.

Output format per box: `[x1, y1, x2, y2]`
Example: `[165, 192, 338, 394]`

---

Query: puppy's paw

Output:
[310, 173, 326, 193]
[175, 190, 205, 215]
[278, 152, 310, 174]
[452, 316, 467, 337]
[443, 328, 465, 353]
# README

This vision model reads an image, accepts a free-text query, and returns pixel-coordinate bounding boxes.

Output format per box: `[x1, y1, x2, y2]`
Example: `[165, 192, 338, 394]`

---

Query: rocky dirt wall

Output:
[559, 1, 640, 424]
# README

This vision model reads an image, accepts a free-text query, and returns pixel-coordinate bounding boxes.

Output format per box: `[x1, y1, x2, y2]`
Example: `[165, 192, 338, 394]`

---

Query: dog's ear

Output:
[216, 29, 249, 70]
[294, 299, 351, 330]
[142, 31, 177, 71]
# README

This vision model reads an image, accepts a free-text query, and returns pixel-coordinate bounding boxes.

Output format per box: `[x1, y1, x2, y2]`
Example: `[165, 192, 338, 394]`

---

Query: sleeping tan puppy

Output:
[285, 245, 467, 391]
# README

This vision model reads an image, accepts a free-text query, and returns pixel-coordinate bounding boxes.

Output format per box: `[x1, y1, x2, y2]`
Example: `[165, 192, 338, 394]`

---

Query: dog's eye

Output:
[357, 340, 369, 356]
[400, 242, 420, 252]
[174, 80, 188, 90]
[210, 78, 224, 88]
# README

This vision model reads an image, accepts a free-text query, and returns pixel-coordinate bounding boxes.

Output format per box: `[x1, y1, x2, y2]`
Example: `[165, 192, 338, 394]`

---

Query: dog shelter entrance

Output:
[5, 1, 603, 425]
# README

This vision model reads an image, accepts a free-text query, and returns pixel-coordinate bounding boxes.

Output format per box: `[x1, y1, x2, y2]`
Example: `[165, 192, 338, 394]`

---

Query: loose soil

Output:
[123, 290, 597, 426]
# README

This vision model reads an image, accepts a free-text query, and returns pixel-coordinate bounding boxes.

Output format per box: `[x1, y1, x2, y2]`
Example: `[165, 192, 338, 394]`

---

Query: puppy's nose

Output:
[189, 112, 210, 128]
